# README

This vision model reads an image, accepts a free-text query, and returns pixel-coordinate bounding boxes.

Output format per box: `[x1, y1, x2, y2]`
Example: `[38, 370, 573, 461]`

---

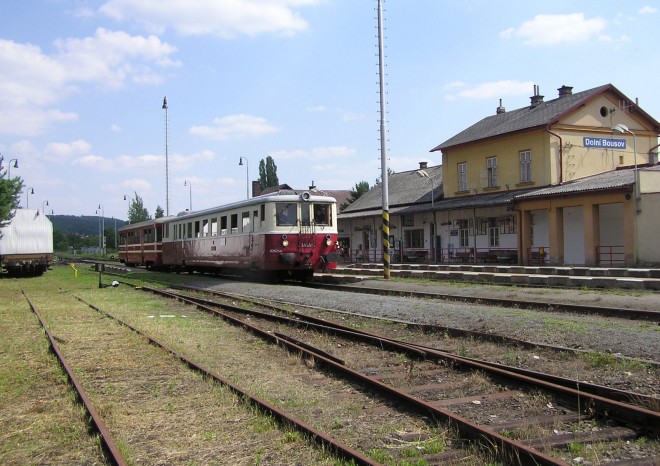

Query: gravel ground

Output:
[187, 277, 660, 363]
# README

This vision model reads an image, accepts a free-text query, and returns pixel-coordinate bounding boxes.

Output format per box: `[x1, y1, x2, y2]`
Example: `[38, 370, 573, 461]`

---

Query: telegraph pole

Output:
[377, 0, 390, 279]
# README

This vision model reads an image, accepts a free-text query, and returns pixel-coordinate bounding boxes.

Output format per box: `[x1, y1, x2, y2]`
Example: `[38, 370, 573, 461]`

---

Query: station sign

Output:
[583, 137, 627, 150]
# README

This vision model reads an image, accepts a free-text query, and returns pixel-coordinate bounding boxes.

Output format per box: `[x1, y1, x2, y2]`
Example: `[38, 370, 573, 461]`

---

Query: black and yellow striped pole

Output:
[377, 0, 390, 279]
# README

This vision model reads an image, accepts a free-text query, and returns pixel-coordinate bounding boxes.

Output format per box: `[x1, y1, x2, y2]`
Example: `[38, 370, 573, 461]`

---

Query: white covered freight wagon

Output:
[0, 209, 54, 276]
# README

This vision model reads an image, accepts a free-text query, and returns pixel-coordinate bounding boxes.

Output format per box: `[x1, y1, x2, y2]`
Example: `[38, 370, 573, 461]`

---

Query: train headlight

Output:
[281, 235, 289, 247]
[325, 234, 332, 246]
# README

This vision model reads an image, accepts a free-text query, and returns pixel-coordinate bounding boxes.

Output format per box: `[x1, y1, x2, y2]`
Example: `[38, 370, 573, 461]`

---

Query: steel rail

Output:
[168, 283, 659, 368]
[139, 286, 568, 466]
[162, 286, 660, 434]
[308, 282, 660, 321]
[165, 286, 660, 414]
[21, 291, 128, 466]
[73, 296, 380, 466]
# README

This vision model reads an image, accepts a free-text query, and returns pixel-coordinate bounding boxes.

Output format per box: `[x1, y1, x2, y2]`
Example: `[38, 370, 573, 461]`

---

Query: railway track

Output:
[20, 289, 378, 465]
[137, 284, 659, 465]
[306, 281, 660, 322]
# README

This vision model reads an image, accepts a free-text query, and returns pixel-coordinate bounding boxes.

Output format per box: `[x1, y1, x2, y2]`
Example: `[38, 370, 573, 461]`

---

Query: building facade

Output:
[339, 84, 660, 267]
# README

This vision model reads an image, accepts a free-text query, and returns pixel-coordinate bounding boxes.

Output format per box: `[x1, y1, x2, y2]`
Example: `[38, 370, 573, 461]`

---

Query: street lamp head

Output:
[184, 180, 189, 186]
[239, 157, 244, 166]
[612, 123, 630, 134]
[123, 194, 127, 201]
[28, 187, 34, 194]
[416, 169, 429, 179]
[11, 159, 18, 168]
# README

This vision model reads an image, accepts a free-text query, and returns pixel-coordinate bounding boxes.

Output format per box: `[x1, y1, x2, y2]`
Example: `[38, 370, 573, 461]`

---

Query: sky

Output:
[1, 1, 659, 220]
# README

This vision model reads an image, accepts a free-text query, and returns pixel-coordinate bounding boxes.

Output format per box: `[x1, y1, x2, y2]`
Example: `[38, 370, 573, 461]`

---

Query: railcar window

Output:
[195, 221, 201, 238]
[231, 214, 238, 234]
[253, 210, 259, 231]
[211, 217, 217, 236]
[187, 222, 192, 239]
[276, 203, 297, 226]
[220, 216, 227, 236]
[242, 212, 250, 232]
[260, 205, 265, 225]
[156, 227, 162, 242]
[202, 219, 209, 237]
[313, 204, 331, 226]
[301, 204, 311, 226]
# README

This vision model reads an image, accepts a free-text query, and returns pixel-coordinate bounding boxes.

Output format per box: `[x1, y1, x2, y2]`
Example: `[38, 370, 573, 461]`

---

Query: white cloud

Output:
[639, 6, 657, 14]
[342, 112, 365, 122]
[269, 146, 356, 161]
[444, 80, 534, 101]
[44, 140, 92, 159]
[189, 114, 280, 140]
[121, 178, 153, 192]
[0, 30, 179, 136]
[99, 0, 321, 38]
[500, 13, 606, 46]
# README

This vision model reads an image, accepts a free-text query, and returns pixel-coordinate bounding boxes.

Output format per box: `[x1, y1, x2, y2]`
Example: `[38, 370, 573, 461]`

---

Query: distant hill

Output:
[50, 215, 128, 236]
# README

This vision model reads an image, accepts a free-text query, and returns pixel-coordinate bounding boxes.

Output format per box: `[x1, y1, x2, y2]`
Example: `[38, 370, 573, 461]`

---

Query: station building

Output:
[338, 83, 660, 267]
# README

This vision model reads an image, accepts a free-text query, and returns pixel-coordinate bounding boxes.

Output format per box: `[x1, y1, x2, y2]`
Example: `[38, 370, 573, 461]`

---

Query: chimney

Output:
[530, 84, 544, 108]
[496, 98, 506, 114]
[419, 161, 428, 170]
[251, 180, 261, 197]
[558, 85, 573, 97]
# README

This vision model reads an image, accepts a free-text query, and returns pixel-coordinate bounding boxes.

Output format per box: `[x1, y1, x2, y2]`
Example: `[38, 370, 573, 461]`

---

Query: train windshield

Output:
[276, 203, 298, 226]
[313, 204, 331, 226]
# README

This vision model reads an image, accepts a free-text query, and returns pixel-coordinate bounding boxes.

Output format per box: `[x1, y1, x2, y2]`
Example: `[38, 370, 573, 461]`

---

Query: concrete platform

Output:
[320, 263, 660, 291]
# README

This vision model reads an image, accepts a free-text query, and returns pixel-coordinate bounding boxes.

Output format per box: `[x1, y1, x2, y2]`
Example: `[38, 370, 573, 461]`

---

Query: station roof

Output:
[431, 84, 660, 152]
[339, 165, 443, 216]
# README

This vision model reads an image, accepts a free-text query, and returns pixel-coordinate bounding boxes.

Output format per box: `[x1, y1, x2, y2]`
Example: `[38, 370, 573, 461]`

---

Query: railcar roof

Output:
[168, 192, 336, 222]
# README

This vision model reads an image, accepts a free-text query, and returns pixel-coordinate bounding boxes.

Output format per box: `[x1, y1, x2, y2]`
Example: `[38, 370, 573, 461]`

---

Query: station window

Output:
[520, 150, 532, 183]
[404, 229, 424, 248]
[457, 162, 468, 192]
[487, 156, 498, 188]
[488, 227, 500, 247]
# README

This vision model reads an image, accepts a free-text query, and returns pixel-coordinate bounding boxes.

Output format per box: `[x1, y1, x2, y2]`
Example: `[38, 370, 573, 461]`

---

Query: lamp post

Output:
[183, 180, 192, 212]
[162, 96, 170, 215]
[416, 169, 436, 262]
[97, 204, 105, 254]
[612, 124, 638, 200]
[612, 123, 639, 265]
[43, 200, 49, 215]
[7, 158, 18, 178]
[238, 157, 249, 199]
[123, 194, 130, 224]
[26, 187, 34, 208]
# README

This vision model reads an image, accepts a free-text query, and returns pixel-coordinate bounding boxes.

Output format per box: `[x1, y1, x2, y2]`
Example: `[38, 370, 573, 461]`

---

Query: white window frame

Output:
[520, 150, 531, 183]
[457, 162, 467, 192]
[487, 156, 497, 187]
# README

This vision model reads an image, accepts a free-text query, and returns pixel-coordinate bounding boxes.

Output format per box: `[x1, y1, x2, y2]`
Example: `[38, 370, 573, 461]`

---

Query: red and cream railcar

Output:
[161, 191, 339, 280]
[118, 216, 173, 269]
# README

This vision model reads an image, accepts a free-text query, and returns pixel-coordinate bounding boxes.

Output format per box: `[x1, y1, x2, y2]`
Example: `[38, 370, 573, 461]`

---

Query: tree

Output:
[258, 156, 279, 190]
[127, 192, 150, 223]
[0, 155, 24, 230]
[154, 205, 164, 218]
[340, 181, 370, 210]
[374, 168, 396, 185]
